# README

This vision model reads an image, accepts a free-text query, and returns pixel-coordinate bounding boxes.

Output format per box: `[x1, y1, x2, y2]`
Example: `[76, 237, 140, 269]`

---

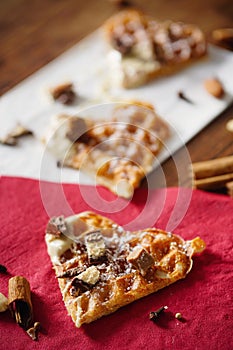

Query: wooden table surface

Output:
[1, 0, 233, 188]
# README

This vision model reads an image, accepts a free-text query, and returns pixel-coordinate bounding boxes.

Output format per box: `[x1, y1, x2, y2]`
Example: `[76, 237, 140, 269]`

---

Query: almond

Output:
[226, 119, 233, 133]
[204, 78, 225, 98]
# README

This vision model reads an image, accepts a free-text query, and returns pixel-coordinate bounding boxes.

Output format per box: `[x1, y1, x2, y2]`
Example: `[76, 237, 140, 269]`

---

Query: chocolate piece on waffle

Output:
[46, 216, 67, 237]
[85, 231, 106, 263]
[45, 211, 205, 327]
[127, 247, 154, 276]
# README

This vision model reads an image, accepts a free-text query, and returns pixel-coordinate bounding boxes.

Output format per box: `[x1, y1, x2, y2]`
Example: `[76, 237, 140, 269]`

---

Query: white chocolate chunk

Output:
[78, 266, 100, 285]
[85, 231, 105, 260]
[45, 234, 73, 265]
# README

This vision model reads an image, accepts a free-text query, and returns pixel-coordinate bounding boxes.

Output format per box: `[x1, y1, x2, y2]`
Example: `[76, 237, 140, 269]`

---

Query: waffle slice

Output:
[103, 9, 207, 88]
[45, 211, 205, 327]
[43, 102, 169, 198]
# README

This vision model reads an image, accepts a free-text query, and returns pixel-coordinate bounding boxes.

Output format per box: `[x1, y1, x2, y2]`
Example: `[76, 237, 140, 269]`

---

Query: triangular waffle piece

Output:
[43, 102, 169, 198]
[45, 211, 205, 327]
[103, 9, 207, 88]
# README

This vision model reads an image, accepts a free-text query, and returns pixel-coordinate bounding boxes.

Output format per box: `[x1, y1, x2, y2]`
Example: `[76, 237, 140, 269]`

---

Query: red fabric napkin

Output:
[0, 176, 233, 350]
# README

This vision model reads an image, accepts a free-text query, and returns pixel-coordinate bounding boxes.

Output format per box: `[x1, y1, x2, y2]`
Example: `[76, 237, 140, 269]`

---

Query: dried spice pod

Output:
[8, 276, 33, 330]
[0, 264, 7, 274]
[177, 91, 194, 104]
[26, 322, 41, 341]
[149, 306, 168, 321]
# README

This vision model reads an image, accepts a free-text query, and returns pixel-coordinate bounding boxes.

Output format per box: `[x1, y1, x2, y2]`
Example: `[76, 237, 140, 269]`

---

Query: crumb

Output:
[49, 82, 76, 105]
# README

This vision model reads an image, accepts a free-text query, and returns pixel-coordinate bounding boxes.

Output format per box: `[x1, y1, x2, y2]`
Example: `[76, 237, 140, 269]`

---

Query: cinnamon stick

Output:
[192, 155, 233, 179]
[226, 181, 233, 198]
[212, 28, 233, 51]
[8, 276, 33, 330]
[193, 173, 233, 190]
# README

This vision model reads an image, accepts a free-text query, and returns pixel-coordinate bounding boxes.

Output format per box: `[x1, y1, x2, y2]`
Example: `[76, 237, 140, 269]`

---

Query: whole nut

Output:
[175, 312, 182, 319]
[204, 78, 225, 98]
[226, 119, 233, 133]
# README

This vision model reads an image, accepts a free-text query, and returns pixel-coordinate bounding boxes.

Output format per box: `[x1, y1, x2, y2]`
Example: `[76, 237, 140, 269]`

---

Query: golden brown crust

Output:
[121, 55, 207, 89]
